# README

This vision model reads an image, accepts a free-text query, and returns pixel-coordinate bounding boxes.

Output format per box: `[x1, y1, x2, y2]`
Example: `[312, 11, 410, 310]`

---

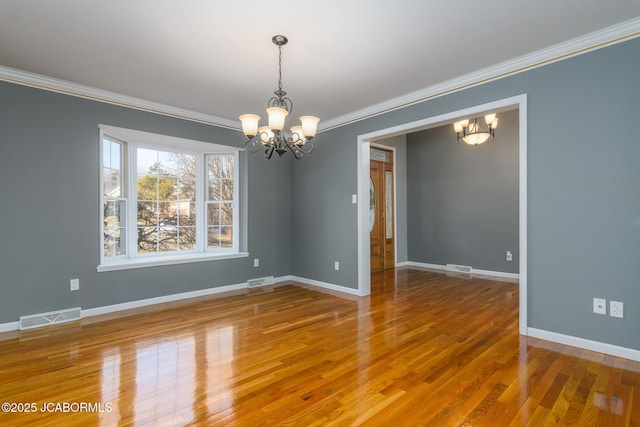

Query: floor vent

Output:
[19, 307, 82, 330]
[247, 276, 275, 288]
[445, 264, 472, 274]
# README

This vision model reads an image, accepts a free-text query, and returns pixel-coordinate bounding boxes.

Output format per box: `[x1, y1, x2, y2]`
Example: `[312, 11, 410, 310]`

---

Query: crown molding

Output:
[319, 16, 640, 131]
[1, 17, 638, 133]
[0, 65, 240, 130]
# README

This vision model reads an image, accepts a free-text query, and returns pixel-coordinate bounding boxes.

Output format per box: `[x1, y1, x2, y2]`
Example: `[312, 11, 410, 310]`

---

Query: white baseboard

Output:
[285, 275, 362, 296]
[81, 281, 250, 318]
[0, 321, 19, 333]
[527, 328, 640, 362]
[0, 277, 291, 333]
[401, 261, 519, 280]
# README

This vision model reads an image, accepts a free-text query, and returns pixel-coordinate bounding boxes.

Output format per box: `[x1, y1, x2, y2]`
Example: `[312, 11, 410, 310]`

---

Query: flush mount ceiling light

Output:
[453, 113, 498, 146]
[239, 35, 320, 160]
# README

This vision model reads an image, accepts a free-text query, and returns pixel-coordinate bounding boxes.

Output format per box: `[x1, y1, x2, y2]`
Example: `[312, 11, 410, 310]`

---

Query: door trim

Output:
[356, 94, 528, 336]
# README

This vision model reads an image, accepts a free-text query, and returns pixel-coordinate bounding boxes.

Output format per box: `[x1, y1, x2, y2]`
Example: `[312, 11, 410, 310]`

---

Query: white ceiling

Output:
[1, 1, 639, 130]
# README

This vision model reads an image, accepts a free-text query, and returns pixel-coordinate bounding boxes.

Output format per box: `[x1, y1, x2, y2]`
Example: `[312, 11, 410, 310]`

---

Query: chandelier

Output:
[239, 35, 320, 159]
[453, 113, 498, 146]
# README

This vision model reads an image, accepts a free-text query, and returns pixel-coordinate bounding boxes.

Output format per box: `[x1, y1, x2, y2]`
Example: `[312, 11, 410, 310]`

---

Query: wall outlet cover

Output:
[593, 297, 606, 315]
[610, 301, 623, 318]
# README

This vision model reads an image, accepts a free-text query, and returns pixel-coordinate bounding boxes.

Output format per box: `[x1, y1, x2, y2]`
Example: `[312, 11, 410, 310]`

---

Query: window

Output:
[102, 137, 127, 258]
[99, 126, 246, 271]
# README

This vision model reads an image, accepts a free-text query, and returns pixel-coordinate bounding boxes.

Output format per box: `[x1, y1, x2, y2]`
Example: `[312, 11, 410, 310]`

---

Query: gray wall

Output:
[406, 109, 519, 273]
[0, 82, 291, 323]
[291, 37, 640, 351]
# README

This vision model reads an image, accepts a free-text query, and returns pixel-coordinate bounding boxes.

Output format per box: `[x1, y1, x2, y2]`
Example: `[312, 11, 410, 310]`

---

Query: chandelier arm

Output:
[265, 145, 275, 159]
[245, 137, 266, 153]
[298, 141, 314, 154]
[287, 143, 304, 159]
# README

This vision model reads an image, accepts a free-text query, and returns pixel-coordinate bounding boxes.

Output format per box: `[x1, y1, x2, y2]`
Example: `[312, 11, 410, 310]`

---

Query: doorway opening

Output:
[369, 146, 395, 271]
[356, 94, 528, 335]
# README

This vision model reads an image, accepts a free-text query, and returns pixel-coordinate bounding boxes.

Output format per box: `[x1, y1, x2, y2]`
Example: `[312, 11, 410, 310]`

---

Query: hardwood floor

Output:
[0, 267, 638, 426]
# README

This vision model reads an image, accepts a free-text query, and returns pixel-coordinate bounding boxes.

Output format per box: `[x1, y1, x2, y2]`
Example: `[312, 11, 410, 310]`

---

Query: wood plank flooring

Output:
[0, 267, 638, 426]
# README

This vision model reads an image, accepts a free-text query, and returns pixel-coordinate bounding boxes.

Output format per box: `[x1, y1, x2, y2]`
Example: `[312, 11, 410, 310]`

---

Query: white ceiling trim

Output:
[320, 16, 640, 131]
[0, 65, 239, 130]
[1, 16, 638, 133]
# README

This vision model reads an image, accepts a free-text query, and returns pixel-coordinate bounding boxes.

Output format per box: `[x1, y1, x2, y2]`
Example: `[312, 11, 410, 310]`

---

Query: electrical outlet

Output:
[610, 301, 624, 318]
[352, 194, 357, 204]
[335, 261, 340, 271]
[593, 298, 606, 315]
[253, 258, 259, 267]
[506, 251, 512, 261]
[70, 278, 79, 291]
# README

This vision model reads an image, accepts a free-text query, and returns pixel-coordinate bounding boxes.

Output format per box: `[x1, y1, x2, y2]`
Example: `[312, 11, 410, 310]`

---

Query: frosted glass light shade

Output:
[290, 126, 304, 143]
[484, 113, 496, 126]
[463, 132, 490, 145]
[239, 114, 260, 138]
[300, 116, 320, 138]
[453, 122, 464, 133]
[490, 117, 499, 129]
[258, 126, 274, 144]
[267, 107, 289, 131]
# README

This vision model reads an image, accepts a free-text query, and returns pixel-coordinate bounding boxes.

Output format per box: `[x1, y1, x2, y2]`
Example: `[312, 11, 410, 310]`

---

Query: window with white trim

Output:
[99, 125, 244, 271]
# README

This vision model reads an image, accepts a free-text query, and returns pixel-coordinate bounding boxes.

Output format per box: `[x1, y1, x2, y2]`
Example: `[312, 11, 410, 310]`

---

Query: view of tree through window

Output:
[136, 148, 196, 253]
[100, 128, 240, 268]
[206, 154, 234, 248]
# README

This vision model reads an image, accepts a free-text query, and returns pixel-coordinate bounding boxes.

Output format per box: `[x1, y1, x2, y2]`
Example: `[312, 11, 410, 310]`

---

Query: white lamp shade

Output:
[239, 114, 260, 137]
[258, 126, 274, 145]
[300, 116, 320, 138]
[267, 107, 289, 131]
[463, 132, 490, 145]
[490, 117, 499, 129]
[453, 122, 464, 133]
[290, 126, 304, 143]
[484, 113, 496, 126]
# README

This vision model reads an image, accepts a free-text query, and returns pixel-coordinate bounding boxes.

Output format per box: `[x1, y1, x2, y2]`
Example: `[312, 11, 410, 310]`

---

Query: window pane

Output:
[220, 204, 232, 226]
[136, 148, 196, 255]
[178, 202, 196, 226]
[158, 227, 178, 252]
[207, 227, 221, 248]
[137, 227, 157, 253]
[158, 151, 178, 176]
[137, 201, 157, 226]
[207, 155, 234, 201]
[137, 148, 158, 175]
[103, 199, 126, 258]
[178, 178, 195, 201]
[179, 227, 196, 250]
[220, 226, 233, 248]
[158, 201, 178, 227]
[221, 179, 233, 202]
[208, 178, 221, 200]
[103, 138, 122, 198]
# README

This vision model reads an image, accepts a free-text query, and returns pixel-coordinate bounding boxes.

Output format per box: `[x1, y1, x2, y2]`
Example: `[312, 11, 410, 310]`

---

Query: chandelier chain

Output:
[277, 45, 283, 93]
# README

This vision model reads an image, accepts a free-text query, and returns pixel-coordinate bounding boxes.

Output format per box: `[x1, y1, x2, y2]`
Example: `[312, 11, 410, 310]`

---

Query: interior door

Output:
[370, 148, 395, 270]
[370, 161, 383, 270]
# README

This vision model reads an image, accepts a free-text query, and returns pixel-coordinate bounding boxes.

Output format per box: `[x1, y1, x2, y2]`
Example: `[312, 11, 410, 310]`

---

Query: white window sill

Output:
[97, 252, 249, 272]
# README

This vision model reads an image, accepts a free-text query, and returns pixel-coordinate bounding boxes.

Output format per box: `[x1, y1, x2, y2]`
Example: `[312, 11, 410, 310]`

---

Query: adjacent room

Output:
[1, 2, 639, 425]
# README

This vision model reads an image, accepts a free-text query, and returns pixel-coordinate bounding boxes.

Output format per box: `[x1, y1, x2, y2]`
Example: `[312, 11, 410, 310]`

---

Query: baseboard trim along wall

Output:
[398, 261, 520, 280]
[0, 322, 19, 333]
[2, 275, 638, 362]
[528, 328, 640, 362]
[285, 275, 362, 296]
